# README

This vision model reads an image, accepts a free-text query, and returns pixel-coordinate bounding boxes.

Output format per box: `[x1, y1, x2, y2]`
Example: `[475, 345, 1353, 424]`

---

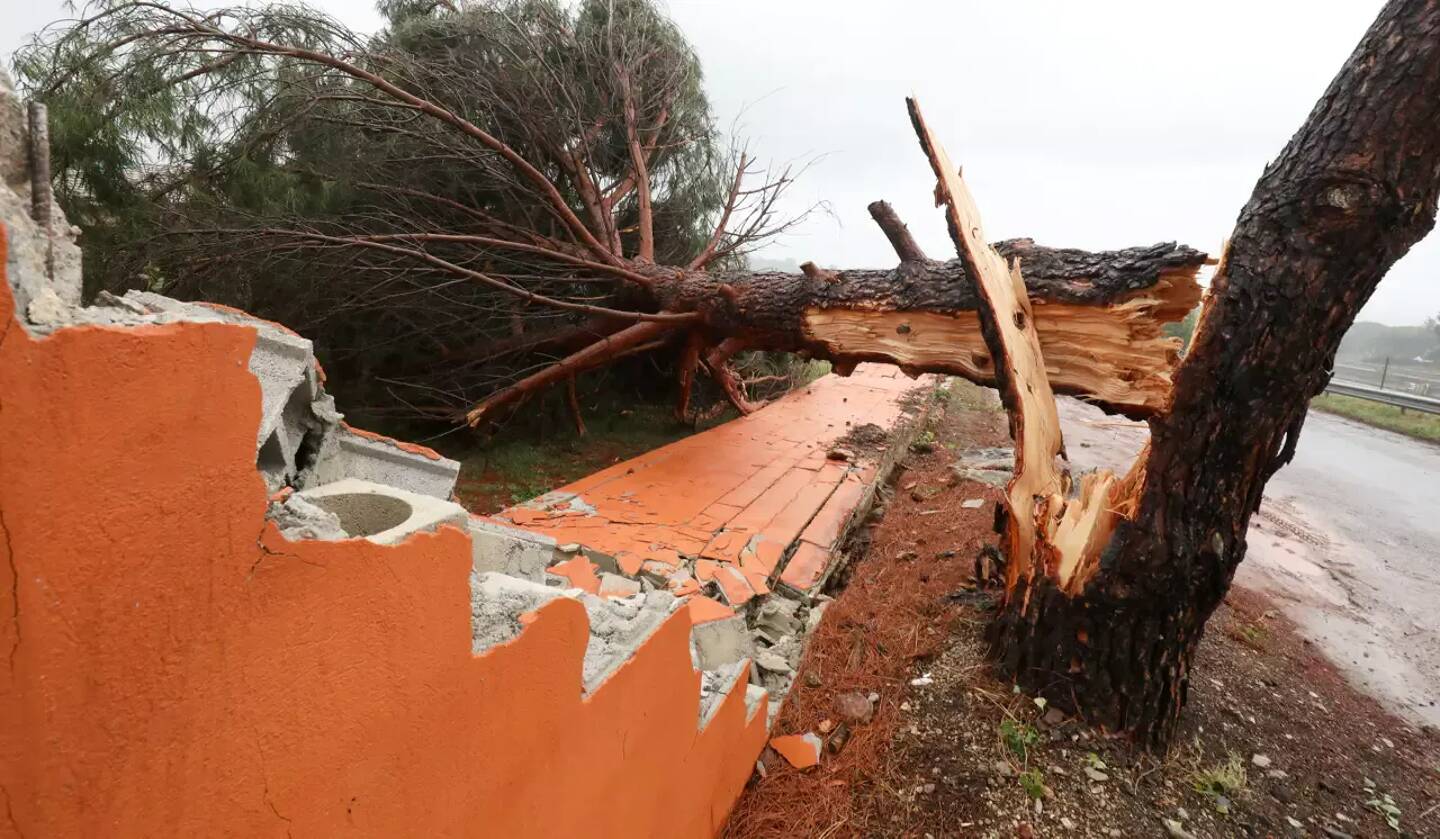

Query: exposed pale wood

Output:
[908, 97, 1121, 596]
[801, 270, 1195, 416]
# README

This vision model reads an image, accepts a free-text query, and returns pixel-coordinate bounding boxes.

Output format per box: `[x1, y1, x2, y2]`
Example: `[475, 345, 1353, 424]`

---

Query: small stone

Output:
[961, 498, 984, 509]
[900, 701, 911, 711]
[1286, 816, 1303, 829]
[834, 691, 875, 724]
[897, 550, 919, 562]
[1163, 819, 1198, 839]
[804, 672, 823, 688]
[921, 783, 936, 794]
[1084, 767, 1109, 782]
[867, 691, 880, 703]
[1266, 768, 1289, 779]
[1251, 753, 1272, 768]
[993, 760, 1015, 778]
[1041, 707, 1067, 727]
[1060, 817, 1076, 830]
[910, 673, 933, 687]
[818, 719, 834, 734]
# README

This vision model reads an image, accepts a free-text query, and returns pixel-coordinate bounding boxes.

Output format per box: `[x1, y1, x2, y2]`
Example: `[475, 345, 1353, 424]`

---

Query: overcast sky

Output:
[5, 0, 1436, 325]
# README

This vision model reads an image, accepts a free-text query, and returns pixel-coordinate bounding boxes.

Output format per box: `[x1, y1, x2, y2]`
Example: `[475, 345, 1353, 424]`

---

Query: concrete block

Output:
[469, 516, 556, 583]
[304, 424, 460, 500]
[691, 614, 754, 672]
[293, 478, 466, 545]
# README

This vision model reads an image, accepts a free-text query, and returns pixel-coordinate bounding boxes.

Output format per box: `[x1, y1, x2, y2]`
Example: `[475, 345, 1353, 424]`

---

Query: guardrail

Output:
[1324, 378, 1440, 415]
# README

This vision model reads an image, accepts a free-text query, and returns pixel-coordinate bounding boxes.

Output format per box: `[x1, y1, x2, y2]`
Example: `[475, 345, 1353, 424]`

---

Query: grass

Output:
[1191, 754, 1247, 806]
[1310, 392, 1440, 443]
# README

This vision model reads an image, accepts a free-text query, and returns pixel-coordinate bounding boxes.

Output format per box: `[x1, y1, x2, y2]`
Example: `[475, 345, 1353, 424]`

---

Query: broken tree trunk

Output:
[925, 0, 1440, 748]
[647, 240, 1206, 419]
[464, 238, 1207, 425]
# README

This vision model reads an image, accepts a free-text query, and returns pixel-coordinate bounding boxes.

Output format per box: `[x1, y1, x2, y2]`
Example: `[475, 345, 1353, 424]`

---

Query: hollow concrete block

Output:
[293, 478, 467, 545]
[305, 424, 460, 500]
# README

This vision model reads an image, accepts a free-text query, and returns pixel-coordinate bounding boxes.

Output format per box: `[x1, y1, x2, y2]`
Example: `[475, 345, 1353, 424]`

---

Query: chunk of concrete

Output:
[597, 572, 642, 599]
[469, 517, 556, 583]
[293, 478, 466, 545]
[575, 590, 678, 692]
[753, 595, 803, 645]
[302, 423, 460, 500]
[471, 571, 565, 653]
[267, 494, 346, 541]
[691, 614, 754, 672]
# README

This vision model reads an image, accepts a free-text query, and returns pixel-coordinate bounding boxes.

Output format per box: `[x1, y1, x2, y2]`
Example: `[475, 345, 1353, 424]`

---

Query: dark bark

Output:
[868, 199, 928, 263]
[990, 0, 1440, 748]
[654, 240, 1206, 344]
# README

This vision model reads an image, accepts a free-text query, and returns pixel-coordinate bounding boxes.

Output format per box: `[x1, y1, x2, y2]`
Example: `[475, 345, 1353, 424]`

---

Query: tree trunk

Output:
[654, 240, 1208, 418]
[985, 0, 1440, 748]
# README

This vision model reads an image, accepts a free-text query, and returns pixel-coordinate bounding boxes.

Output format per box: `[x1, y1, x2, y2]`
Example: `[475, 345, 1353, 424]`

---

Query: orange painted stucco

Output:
[0, 229, 767, 837]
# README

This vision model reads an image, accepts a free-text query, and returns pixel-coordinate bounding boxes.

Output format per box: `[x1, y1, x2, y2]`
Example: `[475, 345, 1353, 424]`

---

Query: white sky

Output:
[5, 0, 1436, 325]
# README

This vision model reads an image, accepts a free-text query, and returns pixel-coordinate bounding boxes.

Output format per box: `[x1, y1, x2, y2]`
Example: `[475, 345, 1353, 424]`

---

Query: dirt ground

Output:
[725, 384, 1440, 839]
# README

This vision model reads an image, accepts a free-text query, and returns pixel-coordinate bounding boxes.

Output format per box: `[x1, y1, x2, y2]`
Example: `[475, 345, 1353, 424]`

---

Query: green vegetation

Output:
[1018, 768, 1047, 800]
[1310, 393, 1440, 443]
[1191, 754, 1247, 804]
[999, 719, 1040, 762]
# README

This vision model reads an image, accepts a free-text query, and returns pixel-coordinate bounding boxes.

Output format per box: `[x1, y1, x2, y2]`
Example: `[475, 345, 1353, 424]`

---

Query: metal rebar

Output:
[26, 101, 54, 281]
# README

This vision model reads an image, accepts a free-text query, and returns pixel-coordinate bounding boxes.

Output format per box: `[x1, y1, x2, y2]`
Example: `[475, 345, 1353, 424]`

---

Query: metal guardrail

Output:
[1324, 378, 1440, 415]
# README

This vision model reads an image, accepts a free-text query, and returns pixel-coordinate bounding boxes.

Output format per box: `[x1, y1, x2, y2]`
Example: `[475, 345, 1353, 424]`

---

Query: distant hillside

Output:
[1337, 321, 1440, 363]
[748, 256, 803, 273]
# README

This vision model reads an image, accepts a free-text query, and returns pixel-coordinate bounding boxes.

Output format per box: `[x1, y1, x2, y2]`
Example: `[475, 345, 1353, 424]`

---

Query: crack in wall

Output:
[1, 782, 24, 839]
[3, 509, 19, 675]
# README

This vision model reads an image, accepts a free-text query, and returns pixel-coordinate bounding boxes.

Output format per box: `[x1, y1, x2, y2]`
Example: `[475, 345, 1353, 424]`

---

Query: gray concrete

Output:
[470, 572, 565, 653]
[293, 478, 467, 546]
[691, 614, 754, 671]
[1058, 396, 1440, 728]
[1, 70, 83, 324]
[469, 516, 557, 583]
[303, 423, 460, 500]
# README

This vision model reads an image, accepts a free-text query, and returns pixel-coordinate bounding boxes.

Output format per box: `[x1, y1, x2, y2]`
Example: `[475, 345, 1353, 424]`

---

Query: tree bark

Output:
[653, 240, 1208, 418]
[987, 0, 1440, 748]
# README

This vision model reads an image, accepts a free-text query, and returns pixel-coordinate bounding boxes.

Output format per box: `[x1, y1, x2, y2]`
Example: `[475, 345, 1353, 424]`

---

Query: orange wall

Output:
[0, 229, 767, 837]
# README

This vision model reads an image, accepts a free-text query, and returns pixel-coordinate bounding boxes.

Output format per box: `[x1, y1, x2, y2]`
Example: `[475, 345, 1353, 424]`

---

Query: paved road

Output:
[1058, 398, 1440, 728]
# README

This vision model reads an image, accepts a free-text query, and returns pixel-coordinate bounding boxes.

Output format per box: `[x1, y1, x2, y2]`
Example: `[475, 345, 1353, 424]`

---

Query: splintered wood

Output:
[907, 98, 1124, 597]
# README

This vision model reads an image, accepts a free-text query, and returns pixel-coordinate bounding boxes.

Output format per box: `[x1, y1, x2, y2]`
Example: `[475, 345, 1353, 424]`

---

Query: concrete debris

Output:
[698, 661, 749, 728]
[769, 732, 823, 769]
[752, 596, 804, 645]
[961, 498, 985, 509]
[754, 649, 792, 675]
[574, 590, 678, 692]
[267, 494, 347, 542]
[469, 517, 556, 583]
[692, 614, 754, 672]
[289, 478, 467, 545]
[597, 572, 642, 599]
[743, 684, 768, 720]
[950, 447, 1015, 487]
[471, 572, 565, 653]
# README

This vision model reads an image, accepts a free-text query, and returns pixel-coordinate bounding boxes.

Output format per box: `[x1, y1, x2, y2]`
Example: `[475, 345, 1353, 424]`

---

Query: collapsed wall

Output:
[0, 72, 930, 836]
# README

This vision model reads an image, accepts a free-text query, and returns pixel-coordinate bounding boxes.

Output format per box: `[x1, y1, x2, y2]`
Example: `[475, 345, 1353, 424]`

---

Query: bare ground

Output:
[725, 384, 1440, 839]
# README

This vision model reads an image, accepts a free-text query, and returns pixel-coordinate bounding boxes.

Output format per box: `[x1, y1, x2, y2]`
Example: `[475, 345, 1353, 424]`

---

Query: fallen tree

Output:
[23, 1, 1207, 427]
[911, 0, 1440, 747]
